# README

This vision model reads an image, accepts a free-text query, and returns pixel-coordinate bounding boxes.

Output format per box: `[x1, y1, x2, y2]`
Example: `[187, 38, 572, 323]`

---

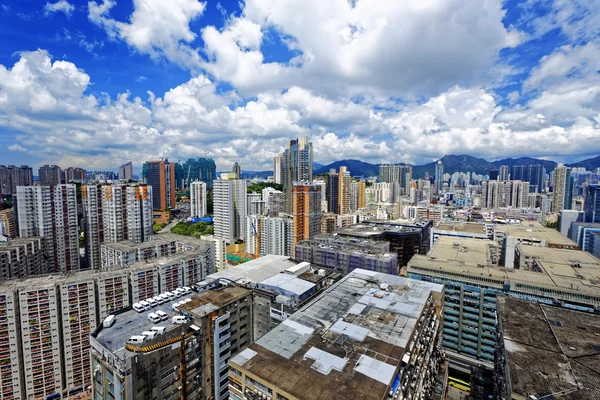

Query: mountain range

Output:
[314, 154, 600, 178]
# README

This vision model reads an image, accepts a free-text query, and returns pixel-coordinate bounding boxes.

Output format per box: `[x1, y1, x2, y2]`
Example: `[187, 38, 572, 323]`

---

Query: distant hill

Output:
[314, 160, 379, 177]
[241, 170, 271, 179]
[313, 162, 324, 171]
[492, 157, 557, 172]
[567, 155, 600, 170]
[412, 154, 495, 178]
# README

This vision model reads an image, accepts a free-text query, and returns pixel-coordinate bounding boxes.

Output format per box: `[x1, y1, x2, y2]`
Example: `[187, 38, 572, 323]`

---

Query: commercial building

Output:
[273, 154, 282, 184]
[0, 165, 33, 195]
[568, 221, 600, 251]
[482, 180, 530, 208]
[229, 269, 444, 400]
[118, 161, 133, 181]
[246, 215, 294, 257]
[91, 285, 253, 400]
[495, 296, 600, 399]
[585, 184, 600, 223]
[82, 184, 153, 270]
[432, 221, 494, 248]
[559, 209, 584, 236]
[233, 162, 242, 180]
[0, 237, 44, 280]
[182, 157, 217, 189]
[282, 137, 313, 213]
[336, 219, 433, 267]
[144, 160, 176, 210]
[292, 183, 322, 251]
[38, 164, 62, 186]
[407, 237, 600, 371]
[494, 220, 579, 267]
[214, 179, 235, 244]
[16, 185, 79, 273]
[295, 233, 398, 275]
[190, 181, 207, 218]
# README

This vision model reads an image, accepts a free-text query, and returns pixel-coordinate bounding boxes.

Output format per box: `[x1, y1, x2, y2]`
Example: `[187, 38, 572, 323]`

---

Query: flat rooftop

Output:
[408, 237, 600, 297]
[197, 254, 296, 287]
[296, 234, 395, 259]
[498, 296, 600, 399]
[180, 286, 251, 318]
[336, 219, 429, 238]
[230, 269, 443, 400]
[102, 234, 210, 252]
[495, 221, 578, 246]
[95, 293, 196, 358]
[434, 222, 490, 235]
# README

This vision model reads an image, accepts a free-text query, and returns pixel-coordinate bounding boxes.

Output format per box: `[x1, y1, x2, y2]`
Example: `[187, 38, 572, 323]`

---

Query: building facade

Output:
[273, 154, 282, 184]
[282, 137, 313, 213]
[118, 161, 133, 181]
[16, 185, 79, 273]
[246, 215, 294, 257]
[38, 165, 61, 187]
[214, 180, 235, 244]
[0, 237, 44, 280]
[145, 160, 176, 210]
[292, 183, 322, 252]
[182, 157, 217, 189]
[190, 181, 207, 218]
[585, 184, 600, 223]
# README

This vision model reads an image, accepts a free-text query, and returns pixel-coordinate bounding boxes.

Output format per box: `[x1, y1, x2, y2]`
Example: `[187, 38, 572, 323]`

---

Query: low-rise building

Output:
[336, 219, 433, 267]
[229, 269, 444, 400]
[295, 233, 399, 275]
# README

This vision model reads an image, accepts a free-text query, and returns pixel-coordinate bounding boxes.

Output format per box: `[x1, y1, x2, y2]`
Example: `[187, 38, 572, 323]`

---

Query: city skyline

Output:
[1, 0, 599, 171]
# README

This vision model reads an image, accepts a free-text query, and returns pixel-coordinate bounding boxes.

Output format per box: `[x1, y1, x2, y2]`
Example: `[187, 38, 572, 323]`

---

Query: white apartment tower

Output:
[246, 215, 294, 257]
[17, 185, 79, 273]
[273, 154, 282, 184]
[190, 181, 207, 218]
[214, 180, 235, 244]
[233, 180, 248, 240]
[82, 184, 153, 270]
[0, 290, 21, 400]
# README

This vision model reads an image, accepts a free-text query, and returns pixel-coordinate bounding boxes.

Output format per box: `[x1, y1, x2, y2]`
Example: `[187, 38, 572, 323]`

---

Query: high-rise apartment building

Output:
[183, 157, 217, 189]
[246, 215, 294, 257]
[327, 169, 339, 214]
[510, 165, 525, 181]
[292, 183, 322, 251]
[585, 185, 600, 223]
[233, 180, 247, 240]
[214, 179, 235, 244]
[379, 164, 412, 196]
[232, 162, 241, 179]
[16, 185, 79, 273]
[498, 165, 510, 181]
[190, 181, 207, 218]
[118, 161, 133, 180]
[435, 160, 444, 193]
[552, 164, 572, 212]
[357, 179, 366, 208]
[273, 154, 282, 184]
[0, 208, 16, 238]
[338, 166, 351, 215]
[64, 167, 87, 183]
[82, 184, 153, 269]
[0, 237, 44, 279]
[145, 160, 176, 210]
[482, 180, 530, 208]
[0, 165, 33, 195]
[349, 181, 358, 211]
[282, 137, 313, 212]
[38, 164, 62, 186]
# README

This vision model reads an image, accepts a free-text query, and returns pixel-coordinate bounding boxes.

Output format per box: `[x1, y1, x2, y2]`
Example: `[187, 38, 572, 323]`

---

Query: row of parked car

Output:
[126, 326, 167, 345]
[132, 287, 193, 313]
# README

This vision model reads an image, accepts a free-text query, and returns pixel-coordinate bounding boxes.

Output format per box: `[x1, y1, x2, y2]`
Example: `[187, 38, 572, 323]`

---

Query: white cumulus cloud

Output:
[45, 0, 75, 16]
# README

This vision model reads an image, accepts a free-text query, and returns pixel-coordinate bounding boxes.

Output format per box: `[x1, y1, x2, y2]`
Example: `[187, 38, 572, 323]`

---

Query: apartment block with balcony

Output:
[18, 283, 63, 399]
[96, 271, 130, 321]
[0, 237, 44, 280]
[59, 279, 97, 391]
[0, 290, 21, 400]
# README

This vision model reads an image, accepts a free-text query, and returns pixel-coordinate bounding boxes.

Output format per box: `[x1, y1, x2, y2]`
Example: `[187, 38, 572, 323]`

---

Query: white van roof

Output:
[155, 310, 167, 315]
[129, 335, 146, 341]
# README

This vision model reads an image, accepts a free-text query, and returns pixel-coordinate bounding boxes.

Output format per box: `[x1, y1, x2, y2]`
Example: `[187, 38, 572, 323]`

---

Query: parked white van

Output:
[173, 288, 185, 297]
[182, 286, 192, 294]
[142, 331, 157, 340]
[158, 294, 170, 303]
[164, 292, 176, 300]
[153, 296, 165, 305]
[103, 315, 115, 328]
[132, 303, 145, 313]
[155, 310, 168, 321]
[127, 335, 146, 345]
[151, 326, 166, 336]
[139, 300, 151, 310]
[172, 316, 188, 324]
[146, 298, 158, 307]
[148, 313, 161, 324]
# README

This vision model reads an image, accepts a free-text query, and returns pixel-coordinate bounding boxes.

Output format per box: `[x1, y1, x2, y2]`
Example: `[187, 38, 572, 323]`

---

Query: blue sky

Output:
[0, 0, 599, 172]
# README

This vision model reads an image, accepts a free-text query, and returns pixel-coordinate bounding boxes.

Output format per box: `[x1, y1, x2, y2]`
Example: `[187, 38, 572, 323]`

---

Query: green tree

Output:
[247, 182, 283, 193]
